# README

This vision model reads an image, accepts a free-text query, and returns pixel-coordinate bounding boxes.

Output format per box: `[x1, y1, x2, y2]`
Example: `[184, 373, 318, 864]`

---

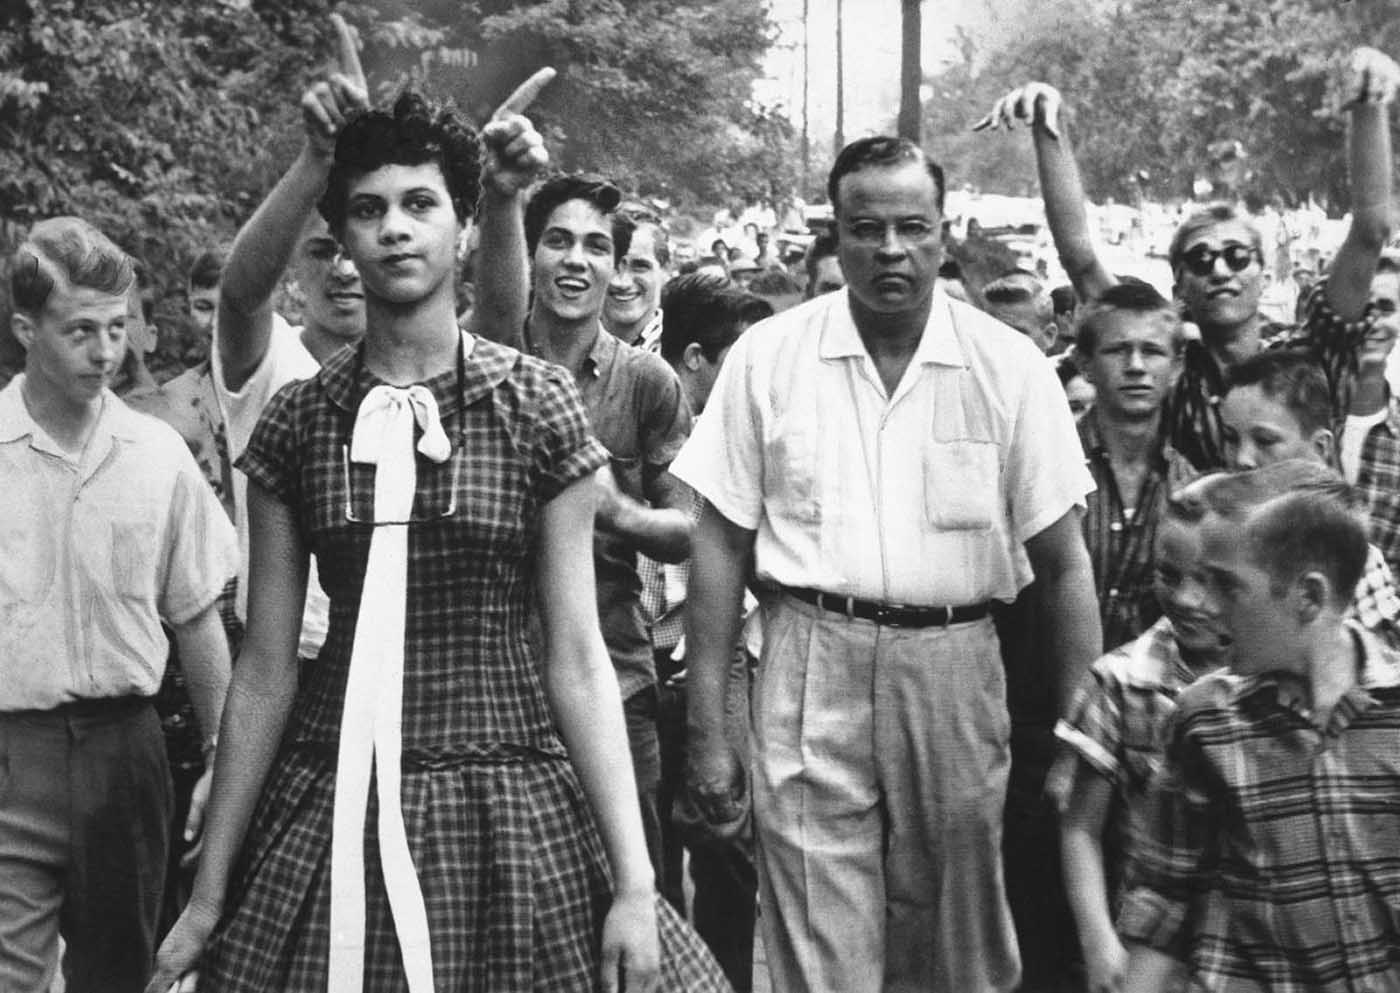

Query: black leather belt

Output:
[784, 586, 991, 628]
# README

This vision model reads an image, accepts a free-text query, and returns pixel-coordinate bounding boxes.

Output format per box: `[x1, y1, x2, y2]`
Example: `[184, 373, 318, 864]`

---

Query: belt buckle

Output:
[874, 602, 909, 627]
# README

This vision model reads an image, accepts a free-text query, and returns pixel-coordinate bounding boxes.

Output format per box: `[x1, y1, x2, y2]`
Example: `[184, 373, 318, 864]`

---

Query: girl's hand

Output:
[143, 897, 221, 993]
[599, 888, 659, 993]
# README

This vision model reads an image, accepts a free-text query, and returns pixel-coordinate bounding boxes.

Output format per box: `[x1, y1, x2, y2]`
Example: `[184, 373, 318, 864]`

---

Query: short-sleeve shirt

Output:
[0, 377, 237, 710]
[1048, 617, 1216, 904]
[1078, 412, 1170, 651]
[159, 359, 234, 520]
[533, 328, 691, 700]
[235, 335, 609, 751]
[1118, 625, 1400, 990]
[671, 287, 1093, 605]
[1162, 284, 1376, 472]
[213, 313, 332, 659]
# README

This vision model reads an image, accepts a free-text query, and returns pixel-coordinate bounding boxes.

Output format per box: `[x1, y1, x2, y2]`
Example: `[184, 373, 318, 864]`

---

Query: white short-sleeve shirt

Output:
[0, 380, 238, 710]
[213, 313, 330, 658]
[670, 287, 1094, 606]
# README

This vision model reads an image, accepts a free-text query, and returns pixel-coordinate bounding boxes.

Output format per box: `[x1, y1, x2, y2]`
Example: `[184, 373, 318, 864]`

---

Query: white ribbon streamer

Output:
[328, 383, 450, 993]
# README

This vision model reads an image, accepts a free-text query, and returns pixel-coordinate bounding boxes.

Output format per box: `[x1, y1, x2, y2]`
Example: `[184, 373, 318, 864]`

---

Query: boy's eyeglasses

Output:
[1179, 244, 1257, 277]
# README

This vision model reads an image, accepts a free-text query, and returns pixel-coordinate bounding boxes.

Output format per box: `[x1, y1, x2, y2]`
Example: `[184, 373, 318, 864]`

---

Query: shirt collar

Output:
[1382, 392, 1400, 436]
[1118, 616, 1223, 692]
[0, 374, 145, 451]
[584, 325, 618, 379]
[320, 331, 514, 415]
[1233, 621, 1400, 709]
[817, 286, 966, 367]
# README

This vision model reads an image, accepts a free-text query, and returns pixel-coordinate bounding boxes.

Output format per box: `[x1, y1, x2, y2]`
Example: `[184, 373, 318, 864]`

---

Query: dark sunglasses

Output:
[1179, 244, 1257, 277]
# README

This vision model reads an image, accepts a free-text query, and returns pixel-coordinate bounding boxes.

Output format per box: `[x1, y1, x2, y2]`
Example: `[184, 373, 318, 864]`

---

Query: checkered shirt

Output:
[1162, 284, 1377, 472]
[1049, 618, 1218, 902]
[207, 338, 730, 991]
[1118, 624, 1400, 991]
[1353, 396, 1400, 580]
[1078, 413, 1170, 651]
[1348, 543, 1400, 649]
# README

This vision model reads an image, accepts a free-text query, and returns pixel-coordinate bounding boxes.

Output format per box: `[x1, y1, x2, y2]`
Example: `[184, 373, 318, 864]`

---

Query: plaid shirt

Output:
[1050, 617, 1221, 905]
[1354, 395, 1400, 580]
[1163, 284, 1377, 472]
[1078, 412, 1170, 651]
[1118, 624, 1400, 992]
[1349, 543, 1400, 649]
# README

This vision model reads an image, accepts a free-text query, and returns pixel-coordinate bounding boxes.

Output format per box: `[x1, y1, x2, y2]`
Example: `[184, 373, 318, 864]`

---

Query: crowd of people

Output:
[4, 14, 1400, 993]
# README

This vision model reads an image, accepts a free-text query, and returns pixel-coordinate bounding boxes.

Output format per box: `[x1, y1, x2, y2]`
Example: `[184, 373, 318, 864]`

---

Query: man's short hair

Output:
[659, 273, 772, 365]
[319, 90, 483, 235]
[524, 172, 629, 260]
[619, 203, 671, 269]
[1173, 461, 1367, 606]
[982, 273, 1041, 307]
[827, 136, 945, 214]
[1075, 281, 1183, 356]
[804, 230, 838, 279]
[11, 217, 135, 318]
[188, 246, 228, 291]
[747, 269, 800, 296]
[1050, 284, 1077, 317]
[1224, 349, 1330, 437]
[1167, 201, 1263, 273]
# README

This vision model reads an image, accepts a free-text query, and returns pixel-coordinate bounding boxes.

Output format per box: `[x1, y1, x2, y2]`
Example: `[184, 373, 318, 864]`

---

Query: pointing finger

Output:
[493, 67, 557, 119]
[330, 13, 367, 92]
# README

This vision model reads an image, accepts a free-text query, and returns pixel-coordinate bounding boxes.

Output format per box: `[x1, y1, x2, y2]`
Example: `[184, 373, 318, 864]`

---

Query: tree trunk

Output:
[898, 0, 922, 142]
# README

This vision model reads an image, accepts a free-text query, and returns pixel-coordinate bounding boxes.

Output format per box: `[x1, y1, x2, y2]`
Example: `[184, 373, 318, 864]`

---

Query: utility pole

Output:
[833, 0, 844, 158]
[898, 0, 922, 142]
[802, 0, 810, 196]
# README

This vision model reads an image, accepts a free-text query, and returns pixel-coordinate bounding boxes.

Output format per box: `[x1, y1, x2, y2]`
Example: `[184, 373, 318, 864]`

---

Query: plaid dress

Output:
[200, 337, 731, 992]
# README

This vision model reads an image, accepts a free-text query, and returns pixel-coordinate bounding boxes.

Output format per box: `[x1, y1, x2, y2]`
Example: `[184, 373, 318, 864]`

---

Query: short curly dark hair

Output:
[318, 90, 482, 235]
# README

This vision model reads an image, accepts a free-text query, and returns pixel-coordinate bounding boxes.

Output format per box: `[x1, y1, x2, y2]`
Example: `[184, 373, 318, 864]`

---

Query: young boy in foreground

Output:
[1054, 475, 1229, 993]
[1119, 464, 1400, 992]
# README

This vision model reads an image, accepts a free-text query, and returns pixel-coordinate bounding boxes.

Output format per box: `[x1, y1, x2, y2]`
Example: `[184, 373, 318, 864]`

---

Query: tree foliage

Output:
[0, 0, 798, 376]
[923, 0, 1400, 209]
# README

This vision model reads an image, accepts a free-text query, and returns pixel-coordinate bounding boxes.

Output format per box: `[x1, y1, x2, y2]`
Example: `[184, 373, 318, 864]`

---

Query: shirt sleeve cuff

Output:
[1116, 886, 1191, 954]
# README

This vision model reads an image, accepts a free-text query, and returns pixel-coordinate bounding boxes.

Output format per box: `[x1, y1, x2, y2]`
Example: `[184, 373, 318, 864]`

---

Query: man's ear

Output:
[11, 312, 35, 352]
[683, 341, 705, 372]
[1311, 428, 1336, 466]
[1295, 570, 1332, 620]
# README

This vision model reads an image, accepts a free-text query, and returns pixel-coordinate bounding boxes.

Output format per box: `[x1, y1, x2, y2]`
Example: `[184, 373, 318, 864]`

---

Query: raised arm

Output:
[144, 485, 308, 993]
[1321, 47, 1399, 322]
[217, 14, 368, 389]
[976, 83, 1117, 302]
[469, 69, 554, 346]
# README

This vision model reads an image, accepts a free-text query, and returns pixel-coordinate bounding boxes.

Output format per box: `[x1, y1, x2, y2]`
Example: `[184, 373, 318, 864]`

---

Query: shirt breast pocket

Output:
[766, 414, 821, 525]
[924, 440, 1000, 531]
[73, 506, 161, 601]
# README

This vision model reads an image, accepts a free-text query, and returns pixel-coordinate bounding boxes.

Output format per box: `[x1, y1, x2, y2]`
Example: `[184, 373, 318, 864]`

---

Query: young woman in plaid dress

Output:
[147, 71, 730, 993]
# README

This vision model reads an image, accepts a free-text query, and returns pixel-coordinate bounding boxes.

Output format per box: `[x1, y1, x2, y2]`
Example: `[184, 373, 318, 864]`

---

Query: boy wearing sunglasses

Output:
[978, 47, 1400, 472]
[1346, 255, 1400, 578]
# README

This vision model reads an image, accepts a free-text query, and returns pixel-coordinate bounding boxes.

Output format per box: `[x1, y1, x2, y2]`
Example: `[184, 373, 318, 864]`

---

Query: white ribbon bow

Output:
[329, 384, 450, 993]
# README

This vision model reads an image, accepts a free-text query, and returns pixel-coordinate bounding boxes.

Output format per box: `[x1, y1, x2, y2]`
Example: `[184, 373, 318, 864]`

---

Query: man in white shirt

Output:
[674, 137, 1101, 993]
[0, 217, 236, 993]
